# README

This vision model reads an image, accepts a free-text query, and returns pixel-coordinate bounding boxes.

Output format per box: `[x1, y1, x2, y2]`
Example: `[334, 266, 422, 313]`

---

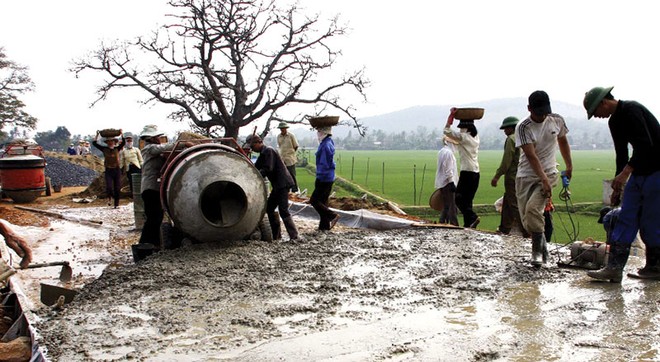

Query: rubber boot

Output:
[531, 232, 545, 267]
[587, 243, 631, 283]
[636, 246, 660, 279]
[282, 216, 299, 241]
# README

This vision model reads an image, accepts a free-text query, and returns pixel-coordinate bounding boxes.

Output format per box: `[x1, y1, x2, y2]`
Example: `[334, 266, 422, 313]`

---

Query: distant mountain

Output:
[290, 98, 613, 150]
[333, 98, 590, 137]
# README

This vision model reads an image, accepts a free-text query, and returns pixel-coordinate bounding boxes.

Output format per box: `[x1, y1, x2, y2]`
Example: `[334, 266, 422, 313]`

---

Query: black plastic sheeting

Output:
[288, 201, 414, 230]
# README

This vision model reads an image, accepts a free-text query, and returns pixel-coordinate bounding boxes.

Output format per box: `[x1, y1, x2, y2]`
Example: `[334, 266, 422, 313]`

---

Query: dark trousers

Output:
[286, 165, 299, 192]
[126, 165, 141, 195]
[439, 183, 459, 226]
[310, 179, 337, 230]
[499, 177, 525, 234]
[267, 186, 291, 239]
[456, 171, 480, 227]
[139, 189, 164, 247]
[104, 167, 122, 207]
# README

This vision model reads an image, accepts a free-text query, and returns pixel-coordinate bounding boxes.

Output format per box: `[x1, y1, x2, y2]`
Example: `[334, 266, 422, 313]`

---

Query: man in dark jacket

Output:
[310, 126, 339, 231]
[584, 86, 660, 282]
[247, 134, 299, 240]
[92, 131, 126, 208]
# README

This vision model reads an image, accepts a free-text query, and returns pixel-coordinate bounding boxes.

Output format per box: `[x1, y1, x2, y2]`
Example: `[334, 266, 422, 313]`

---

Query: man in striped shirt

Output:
[515, 90, 573, 267]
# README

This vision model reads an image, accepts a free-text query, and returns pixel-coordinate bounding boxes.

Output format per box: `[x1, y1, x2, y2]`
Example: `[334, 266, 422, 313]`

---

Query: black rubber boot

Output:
[282, 216, 299, 241]
[587, 242, 631, 283]
[636, 246, 660, 279]
[531, 232, 545, 267]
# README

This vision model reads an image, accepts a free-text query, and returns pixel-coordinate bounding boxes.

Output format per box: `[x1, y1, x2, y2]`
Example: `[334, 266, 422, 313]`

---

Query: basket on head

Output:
[99, 128, 122, 138]
[309, 116, 339, 128]
[454, 108, 485, 121]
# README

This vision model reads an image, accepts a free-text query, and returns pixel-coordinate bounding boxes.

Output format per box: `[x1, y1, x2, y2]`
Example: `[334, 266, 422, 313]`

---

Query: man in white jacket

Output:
[120, 134, 143, 195]
[434, 136, 459, 226]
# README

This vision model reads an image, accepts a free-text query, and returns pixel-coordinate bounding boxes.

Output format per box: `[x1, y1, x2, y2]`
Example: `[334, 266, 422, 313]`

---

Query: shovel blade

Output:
[40, 282, 78, 306]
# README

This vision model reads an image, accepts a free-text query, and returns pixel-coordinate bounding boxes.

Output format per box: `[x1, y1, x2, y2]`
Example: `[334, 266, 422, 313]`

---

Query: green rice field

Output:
[295, 149, 617, 244]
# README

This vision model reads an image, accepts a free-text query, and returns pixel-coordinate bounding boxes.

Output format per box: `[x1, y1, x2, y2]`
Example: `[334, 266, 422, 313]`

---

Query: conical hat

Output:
[429, 188, 444, 211]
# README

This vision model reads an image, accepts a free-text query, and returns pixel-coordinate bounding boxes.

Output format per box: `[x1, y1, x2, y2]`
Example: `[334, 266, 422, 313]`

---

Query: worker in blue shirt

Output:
[310, 126, 339, 231]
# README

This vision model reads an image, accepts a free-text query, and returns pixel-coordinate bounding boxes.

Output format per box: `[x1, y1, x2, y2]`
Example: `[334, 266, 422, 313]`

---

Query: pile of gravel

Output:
[44, 156, 99, 187]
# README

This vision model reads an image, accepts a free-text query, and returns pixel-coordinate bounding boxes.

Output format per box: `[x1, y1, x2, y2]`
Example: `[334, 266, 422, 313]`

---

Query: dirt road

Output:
[4, 199, 658, 361]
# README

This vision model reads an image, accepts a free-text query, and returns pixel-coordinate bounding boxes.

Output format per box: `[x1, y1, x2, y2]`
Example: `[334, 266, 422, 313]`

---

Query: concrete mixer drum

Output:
[159, 140, 271, 243]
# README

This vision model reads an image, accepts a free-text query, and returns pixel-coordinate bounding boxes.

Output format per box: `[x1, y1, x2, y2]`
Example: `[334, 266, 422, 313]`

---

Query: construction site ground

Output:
[1, 154, 659, 361]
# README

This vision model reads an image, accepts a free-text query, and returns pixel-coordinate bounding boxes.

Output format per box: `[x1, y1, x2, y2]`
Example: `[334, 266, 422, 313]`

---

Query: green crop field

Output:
[294, 149, 617, 244]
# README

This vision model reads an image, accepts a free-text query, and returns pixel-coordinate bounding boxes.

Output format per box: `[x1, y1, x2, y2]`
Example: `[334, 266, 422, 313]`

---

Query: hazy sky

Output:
[2, 0, 659, 138]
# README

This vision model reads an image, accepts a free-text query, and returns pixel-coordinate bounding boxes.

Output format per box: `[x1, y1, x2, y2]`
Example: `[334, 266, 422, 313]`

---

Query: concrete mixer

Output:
[0, 143, 50, 203]
[158, 138, 271, 244]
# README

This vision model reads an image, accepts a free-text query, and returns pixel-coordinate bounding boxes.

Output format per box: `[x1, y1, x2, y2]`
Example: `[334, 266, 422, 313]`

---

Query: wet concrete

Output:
[7, 203, 660, 361]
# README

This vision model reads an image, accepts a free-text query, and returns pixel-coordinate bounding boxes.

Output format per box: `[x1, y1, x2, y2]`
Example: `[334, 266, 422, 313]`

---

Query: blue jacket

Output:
[316, 136, 335, 182]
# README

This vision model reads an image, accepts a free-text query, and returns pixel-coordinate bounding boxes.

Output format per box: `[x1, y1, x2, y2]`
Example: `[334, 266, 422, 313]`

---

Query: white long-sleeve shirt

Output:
[435, 146, 457, 189]
[443, 127, 480, 173]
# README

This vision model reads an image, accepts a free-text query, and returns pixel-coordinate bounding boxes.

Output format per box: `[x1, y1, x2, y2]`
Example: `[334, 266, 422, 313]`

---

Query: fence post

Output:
[351, 156, 355, 181]
[418, 164, 427, 205]
[413, 164, 417, 206]
[366, 158, 370, 186]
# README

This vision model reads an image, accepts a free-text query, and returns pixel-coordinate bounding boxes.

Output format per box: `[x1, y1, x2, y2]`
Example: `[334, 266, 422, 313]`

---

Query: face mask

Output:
[459, 128, 468, 134]
[317, 131, 326, 143]
[126, 141, 133, 149]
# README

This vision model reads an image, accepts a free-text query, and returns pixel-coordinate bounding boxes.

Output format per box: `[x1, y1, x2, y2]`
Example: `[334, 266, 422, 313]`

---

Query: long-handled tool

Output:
[23, 261, 73, 282]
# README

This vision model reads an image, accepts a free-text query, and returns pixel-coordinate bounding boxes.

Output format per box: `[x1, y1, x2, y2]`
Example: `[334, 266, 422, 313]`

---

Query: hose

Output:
[556, 171, 579, 242]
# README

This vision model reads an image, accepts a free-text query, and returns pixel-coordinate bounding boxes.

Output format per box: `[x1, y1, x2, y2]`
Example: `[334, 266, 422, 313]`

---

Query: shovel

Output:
[24, 261, 73, 282]
[40, 282, 78, 307]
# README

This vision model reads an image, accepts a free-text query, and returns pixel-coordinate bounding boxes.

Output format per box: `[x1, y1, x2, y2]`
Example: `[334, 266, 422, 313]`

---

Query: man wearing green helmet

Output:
[583, 86, 660, 282]
[491, 116, 526, 236]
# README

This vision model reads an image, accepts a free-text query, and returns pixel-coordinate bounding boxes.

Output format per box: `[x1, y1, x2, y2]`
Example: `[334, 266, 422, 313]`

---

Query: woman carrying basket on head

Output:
[92, 129, 126, 208]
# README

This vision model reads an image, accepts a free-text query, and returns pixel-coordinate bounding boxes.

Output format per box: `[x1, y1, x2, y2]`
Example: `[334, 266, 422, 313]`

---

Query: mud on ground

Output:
[28, 204, 660, 361]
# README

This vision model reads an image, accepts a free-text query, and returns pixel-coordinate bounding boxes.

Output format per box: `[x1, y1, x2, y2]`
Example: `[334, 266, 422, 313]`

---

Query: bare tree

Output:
[0, 47, 38, 138]
[71, 0, 369, 139]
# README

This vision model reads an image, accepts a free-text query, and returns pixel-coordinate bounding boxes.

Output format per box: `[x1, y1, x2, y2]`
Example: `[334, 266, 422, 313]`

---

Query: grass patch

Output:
[293, 149, 613, 244]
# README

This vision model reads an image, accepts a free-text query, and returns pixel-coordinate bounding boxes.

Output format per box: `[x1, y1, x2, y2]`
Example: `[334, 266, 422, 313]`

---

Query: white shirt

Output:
[435, 146, 457, 189]
[515, 113, 569, 178]
[443, 127, 480, 172]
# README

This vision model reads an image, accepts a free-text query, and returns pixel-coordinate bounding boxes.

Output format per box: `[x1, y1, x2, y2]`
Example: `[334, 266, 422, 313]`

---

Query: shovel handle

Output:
[25, 261, 70, 269]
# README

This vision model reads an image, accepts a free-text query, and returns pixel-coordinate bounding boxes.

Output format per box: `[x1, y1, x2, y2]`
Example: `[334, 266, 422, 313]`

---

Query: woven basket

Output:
[454, 108, 484, 121]
[309, 116, 339, 128]
[99, 128, 122, 137]
[429, 188, 444, 211]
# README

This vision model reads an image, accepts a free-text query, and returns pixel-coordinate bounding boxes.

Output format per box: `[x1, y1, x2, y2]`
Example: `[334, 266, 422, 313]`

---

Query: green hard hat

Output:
[499, 116, 519, 129]
[583, 86, 613, 119]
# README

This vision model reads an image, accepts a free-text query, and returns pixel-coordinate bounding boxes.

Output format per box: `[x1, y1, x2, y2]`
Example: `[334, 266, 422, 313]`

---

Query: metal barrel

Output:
[0, 154, 46, 203]
[160, 143, 267, 243]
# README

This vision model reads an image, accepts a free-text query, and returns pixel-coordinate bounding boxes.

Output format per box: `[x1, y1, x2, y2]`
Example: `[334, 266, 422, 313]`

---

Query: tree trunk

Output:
[224, 125, 240, 140]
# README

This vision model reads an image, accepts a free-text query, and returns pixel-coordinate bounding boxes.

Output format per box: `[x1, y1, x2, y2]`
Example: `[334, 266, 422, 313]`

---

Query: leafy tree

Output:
[72, 0, 368, 139]
[0, 47, 38, 139]
[34, 126, 72, 152]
